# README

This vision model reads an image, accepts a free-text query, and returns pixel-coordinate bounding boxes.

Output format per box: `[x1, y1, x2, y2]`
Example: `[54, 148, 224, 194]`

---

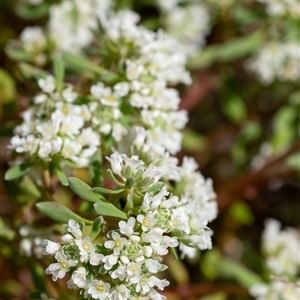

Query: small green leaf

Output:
[90, 216, 104, 241]
[170, 247, 179, 260]
[4, 162, 33, 181]
[68, 177, 106, 202]
[92, 187, 124, 194]
[222, 94, 246, 123]
[94, 202, 127, 220]
[36, 202, 93, 224]
[189, 30, 264, 69]
[53, 55, 64, 92]
[16, 3, 50, 19]
[229, 202, 254, 225]
[19, 63, 49, 80]
[55, 167, 69, 186]
[63, 52, 110, 76]
[5, 45, 32, 62]
[89, 150, 103, 187]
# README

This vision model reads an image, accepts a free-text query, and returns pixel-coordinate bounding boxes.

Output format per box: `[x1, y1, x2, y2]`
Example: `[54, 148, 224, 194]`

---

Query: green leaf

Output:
[170, 247, 179, 260]
[94, 202, 127, 220]
[229, 202, 254, 225]
[5, 46, 32, 62]
[182, 128, 207, 151]
[55, 167, 69, 186]
[36, 202, 93, 225]
[90, 216, 104, 241]
[89, 150, 103, 187]
[0, 218, 16, 241]
[53, 55, 64, 91]
[0, 68, 16, 105]
[4, 162, 33, 181]
[19, 63, 49, 80]
[222, 94, 246, 123]
[201, 249, 263, 288]
[92, 187, 125, 194]
[16, 3, 50, 19]
[189, 30, 264, 69]
[68, 177, 106, 202]
[63, 52, 114, 77]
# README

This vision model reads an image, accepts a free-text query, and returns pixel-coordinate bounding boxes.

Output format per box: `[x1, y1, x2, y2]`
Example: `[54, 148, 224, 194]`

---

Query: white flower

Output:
[70, 266, 87, 288]
[42, 239, 61, 255]
[145, 258, 163, 273]
[104, 231, 128, 255]
[87, 280, 110, 300]
[89, 252, 104, 266]
[126, 262, 141, 284]
[113, 82, 130, 97]
[106, 152, 123, 177]
[119, 217, 136, 236]
[38, 141, 52, 159]
[38, 76, 55, 93]
[62, 86, 77, 102]
[67, 219, 82, 239]
[137, 213, 156, 232]
[110, 284, 130, 300]
[75, 236, 95, 263]
[45, 251, 78, 281]
[102, 254, 118, 270]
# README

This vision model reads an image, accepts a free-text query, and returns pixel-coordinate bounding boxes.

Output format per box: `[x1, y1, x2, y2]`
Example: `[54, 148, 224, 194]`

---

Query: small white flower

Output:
[45, 251, 78, 281]
[38, 141, 52, 159]
[89, 252, 104, 266]
[75, 236, 95, 263]
[106, 152, 123, 177]
[104, 231, 128, 255]
[42, 239, 61, 255]
[38, 76, 55, 93]
[67, 220, 82, 239]
[87, 280, 110, 300]
[62, 86, 77, 102]
[70, 266, 87, 288]
[102, 254, 118, 270]
[119, 217, 136, 236]
[137, 213, 156, 232]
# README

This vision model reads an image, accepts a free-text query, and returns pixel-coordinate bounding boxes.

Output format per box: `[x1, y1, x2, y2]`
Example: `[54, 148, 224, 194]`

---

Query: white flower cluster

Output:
[106, 153, 216, 257]
[249, 219, 300, 300]
[44, 219, 171, 300]
[43, 152, 217, 298]
[9, 75, 100, 167]
[156, 0, 211, 55]
[247, 42, 300, 84]
[88, 10, 191, 154]
[48, 0, 111, 54]
[257, 0, 300, 17]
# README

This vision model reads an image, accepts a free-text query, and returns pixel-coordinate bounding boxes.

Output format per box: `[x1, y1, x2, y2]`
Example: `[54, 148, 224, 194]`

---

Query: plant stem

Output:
[42, 168, 60, 203]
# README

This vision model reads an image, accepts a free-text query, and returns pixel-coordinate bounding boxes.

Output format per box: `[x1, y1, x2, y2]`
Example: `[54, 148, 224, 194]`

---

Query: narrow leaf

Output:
[53, 55, 64, 91]
[92, 187, 124, 195]
[55, 167, 69, 186]
[90, 216, 104, 241]
[94, 202, 127, 220]
[63, 52, 108, 75]
[4, 162, 33, 181]
[68, 177, 106, 202]
[36, 202, 93, 225]
[89, 150, 103, 187]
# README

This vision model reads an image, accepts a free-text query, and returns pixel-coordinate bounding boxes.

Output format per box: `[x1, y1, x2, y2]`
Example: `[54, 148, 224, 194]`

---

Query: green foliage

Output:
[228, 202, 254, 225]
[89, 150, 104, 187]
[4, 162, 34, 181]
[53, 55, 64, 92]
[94, 201, 127, 220]
[188, 30, 264, 69]
[68, 177, 106, 203]
[36, 202, 93, 224]
[201, 249, 263, 288]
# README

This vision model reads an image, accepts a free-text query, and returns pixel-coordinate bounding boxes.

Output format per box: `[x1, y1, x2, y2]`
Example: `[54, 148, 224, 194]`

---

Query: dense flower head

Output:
[249, 219, 300, 300]
[9, 76, 101, 168]
[247, 41, 300, 84]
